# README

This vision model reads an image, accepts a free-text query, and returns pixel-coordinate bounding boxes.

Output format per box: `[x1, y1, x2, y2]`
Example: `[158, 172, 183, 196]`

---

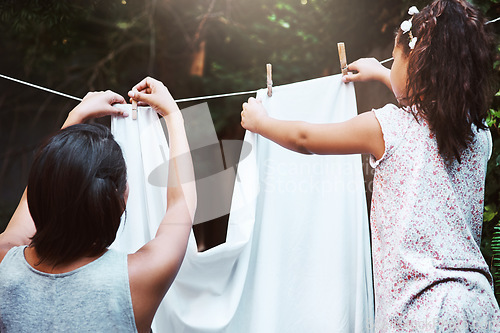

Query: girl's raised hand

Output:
[342, 58, 390, 84]
[241, 97, 268, 133]
[62, 90, 127, 128]
[128, 77, 180, 117]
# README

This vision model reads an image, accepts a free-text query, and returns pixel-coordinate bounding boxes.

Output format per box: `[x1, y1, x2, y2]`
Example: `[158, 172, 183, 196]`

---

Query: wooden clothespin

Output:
[131, 89, 138, 120]
[266, 63, 273, 97]
[337, 42, 348, 76]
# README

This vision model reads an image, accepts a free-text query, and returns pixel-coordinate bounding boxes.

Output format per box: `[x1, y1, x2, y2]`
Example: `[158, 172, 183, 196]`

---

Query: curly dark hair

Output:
[396, 0, 496, 163]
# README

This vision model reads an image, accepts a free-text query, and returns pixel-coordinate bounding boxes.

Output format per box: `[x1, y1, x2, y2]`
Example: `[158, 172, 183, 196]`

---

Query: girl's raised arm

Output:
[241, 97, 385, 160]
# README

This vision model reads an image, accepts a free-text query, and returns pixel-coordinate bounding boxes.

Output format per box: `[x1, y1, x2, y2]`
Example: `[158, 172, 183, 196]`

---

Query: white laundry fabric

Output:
[111, 74, 374, 332]
[110, 105, 170, 333]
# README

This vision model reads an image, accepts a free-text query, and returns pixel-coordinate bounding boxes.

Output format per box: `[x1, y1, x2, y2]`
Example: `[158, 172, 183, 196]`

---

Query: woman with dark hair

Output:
[0, 77, 196, 333]
[241, 0, 499, 331]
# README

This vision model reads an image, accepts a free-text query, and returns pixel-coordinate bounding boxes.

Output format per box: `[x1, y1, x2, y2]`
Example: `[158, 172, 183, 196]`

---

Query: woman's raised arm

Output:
[0, 91, 127, 263]
[126, 77, 197, 333]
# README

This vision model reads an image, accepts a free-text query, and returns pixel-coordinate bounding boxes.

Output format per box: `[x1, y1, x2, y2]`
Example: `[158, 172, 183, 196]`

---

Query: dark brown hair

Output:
[396, 0, 495, 162]
[28, 124, 127, 267]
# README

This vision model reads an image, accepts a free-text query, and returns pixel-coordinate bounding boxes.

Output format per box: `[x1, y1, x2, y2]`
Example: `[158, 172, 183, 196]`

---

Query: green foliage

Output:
[493, 225, 500, 295]
[487, 106, 500, 305]
[473, 0, 500, 306]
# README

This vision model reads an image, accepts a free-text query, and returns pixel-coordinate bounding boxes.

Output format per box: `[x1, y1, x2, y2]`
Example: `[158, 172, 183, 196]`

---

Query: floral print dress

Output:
[370, 104, 500, 332]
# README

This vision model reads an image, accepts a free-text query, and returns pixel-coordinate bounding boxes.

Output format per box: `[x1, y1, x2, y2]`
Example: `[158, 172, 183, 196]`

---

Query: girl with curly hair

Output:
[241, 0, 499, 330]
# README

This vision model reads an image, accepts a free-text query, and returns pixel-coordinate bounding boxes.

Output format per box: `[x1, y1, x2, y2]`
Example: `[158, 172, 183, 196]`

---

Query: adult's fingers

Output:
[128, 90, 152, 104]
[130, 77, 150, 93]
[128, 97, 148, 106]
[105, 90, 126, 104]
[131, 76, 161, 93]
[87, 103, 129, 118]
[108, 106, 129, 117]
[83, 91, 94, 99]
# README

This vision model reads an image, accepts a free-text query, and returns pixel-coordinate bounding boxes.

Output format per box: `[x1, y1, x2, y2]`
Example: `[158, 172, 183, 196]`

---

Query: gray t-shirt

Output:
[0, 246, 137, 332]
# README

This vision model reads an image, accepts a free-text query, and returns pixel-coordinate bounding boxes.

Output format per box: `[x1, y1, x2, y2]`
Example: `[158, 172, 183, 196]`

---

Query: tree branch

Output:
[147, 0, 158, 75]
[86, 38, 144, 89]
[193, 0, 217, 46]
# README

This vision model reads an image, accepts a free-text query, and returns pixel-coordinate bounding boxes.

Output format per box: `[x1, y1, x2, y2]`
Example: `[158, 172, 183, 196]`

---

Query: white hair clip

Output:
[400, 20, 412, 34]
[408, 37, 418, 50]
[408, 6, 420, 15]
[400, 6, 420, 49]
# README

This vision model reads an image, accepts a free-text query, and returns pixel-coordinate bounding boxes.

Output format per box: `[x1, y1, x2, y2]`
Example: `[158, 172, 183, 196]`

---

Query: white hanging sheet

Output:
[111, 74, 374, 332]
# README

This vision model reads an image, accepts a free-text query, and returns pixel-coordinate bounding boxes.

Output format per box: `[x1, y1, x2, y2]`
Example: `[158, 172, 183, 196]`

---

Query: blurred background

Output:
[0, 0, 499, 302]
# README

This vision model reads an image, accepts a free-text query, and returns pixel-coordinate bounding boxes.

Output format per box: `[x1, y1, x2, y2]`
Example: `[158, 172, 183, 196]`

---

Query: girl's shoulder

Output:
[370, 104, 417, 167]
[372, 104, 416, 138]
[372, 103, 415, 121]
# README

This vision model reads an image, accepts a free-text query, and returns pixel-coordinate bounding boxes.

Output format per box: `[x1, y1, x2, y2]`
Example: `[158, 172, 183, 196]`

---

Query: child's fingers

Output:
[346, 61, 360, 72]
[342, 72, 359, 83]
[247, 97, 260, 106]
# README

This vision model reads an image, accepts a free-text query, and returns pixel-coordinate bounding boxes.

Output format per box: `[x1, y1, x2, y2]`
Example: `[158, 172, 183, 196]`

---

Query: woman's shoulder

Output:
[0, 245, 10, 263]
[0, 241, 24, 265]
[0, 245, 27, 274]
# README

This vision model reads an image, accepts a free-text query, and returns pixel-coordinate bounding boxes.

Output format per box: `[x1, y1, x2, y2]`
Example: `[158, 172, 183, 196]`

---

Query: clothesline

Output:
[0, 72, 261, 103]
[0, 55, 394, 104]
[174, 89, 260, 103]
[1, 16, 498, 104]
[0, 74, 83, 102]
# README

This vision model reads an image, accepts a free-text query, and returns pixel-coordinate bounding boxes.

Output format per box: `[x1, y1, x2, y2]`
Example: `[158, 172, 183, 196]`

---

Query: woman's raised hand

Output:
[62, 90, 127, 128]
[128, 77, 180, 117]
